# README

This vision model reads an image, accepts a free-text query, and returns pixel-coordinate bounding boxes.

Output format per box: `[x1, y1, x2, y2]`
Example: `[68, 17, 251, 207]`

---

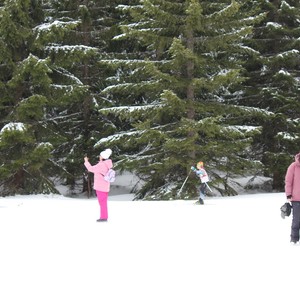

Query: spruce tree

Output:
[0, 0, 99, 195]
[241, 0, 300, 190]
[38, 0, 104, 194]
[98, 0, 266, 199]
[0, 0, 57, 195]
[0, 0, 137, 195]
[40, 0, 137, 195]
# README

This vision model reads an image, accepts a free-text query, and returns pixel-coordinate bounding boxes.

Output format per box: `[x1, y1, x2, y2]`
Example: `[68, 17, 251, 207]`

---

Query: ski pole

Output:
[205, 182, 213, 193]
[178, 169, 192, 196]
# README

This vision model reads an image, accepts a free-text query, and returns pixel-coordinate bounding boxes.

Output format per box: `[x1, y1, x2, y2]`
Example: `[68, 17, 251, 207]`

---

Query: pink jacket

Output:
[285, 153, 300, 201]
[84, 159, 113, 192]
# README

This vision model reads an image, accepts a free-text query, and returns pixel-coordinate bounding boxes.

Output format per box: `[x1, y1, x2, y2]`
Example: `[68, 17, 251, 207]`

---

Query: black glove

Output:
[287, 195, 292, 200]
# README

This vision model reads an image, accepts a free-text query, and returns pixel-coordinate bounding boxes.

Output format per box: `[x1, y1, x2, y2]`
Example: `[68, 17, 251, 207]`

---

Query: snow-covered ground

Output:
[0, 192, 299, 300]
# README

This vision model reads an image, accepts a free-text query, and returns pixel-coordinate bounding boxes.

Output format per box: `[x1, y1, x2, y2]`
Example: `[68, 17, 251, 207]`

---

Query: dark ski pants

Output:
[199, 183, 207, 201]
[291, 202, 300, 242]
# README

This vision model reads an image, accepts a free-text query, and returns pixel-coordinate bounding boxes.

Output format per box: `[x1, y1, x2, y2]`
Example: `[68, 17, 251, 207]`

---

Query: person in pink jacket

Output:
[285, 152, 300, 244]
[84, 149, 113, 222]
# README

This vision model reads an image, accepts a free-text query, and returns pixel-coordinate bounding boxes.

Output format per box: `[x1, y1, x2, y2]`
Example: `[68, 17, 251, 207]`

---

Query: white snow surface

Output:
[0, 192, 299, 300]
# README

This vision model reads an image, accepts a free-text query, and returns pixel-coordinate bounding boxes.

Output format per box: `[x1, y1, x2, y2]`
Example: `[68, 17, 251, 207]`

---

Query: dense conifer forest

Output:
[0, 0, 299, 199]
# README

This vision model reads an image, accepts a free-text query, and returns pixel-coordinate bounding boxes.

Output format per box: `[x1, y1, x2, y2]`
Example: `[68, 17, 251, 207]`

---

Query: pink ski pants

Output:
[96, 190, 109, 220]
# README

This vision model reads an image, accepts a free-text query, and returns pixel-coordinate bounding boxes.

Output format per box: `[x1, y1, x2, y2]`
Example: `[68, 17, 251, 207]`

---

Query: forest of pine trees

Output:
[0, 0, 299, 199]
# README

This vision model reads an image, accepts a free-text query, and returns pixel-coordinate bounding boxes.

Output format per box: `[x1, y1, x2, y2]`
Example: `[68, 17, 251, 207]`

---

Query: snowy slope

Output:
[0, 192, 299, 300]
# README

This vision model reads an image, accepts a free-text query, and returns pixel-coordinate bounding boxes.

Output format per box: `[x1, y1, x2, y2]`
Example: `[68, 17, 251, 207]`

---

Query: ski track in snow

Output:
[0, 193, 299, 300]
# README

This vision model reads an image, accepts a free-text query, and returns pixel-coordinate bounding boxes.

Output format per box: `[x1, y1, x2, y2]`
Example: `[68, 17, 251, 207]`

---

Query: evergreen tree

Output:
[240, 0, 300, 190]
[0, 0, 97, 195]
[98, 0, 266, 199]
[38, 0, 103, 194]
[0, 0, 137, 195]
[0, 0, 59, 195]
[39, 0, 133, 195]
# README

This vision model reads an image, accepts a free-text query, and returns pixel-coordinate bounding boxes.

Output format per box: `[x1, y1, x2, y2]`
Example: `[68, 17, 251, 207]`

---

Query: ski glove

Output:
[191, 166, 196, 171]
[287, 195, 292, 200]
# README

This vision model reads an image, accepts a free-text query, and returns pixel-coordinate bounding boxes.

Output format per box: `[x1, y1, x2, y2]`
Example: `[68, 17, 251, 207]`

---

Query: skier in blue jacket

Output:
[191, 161, 210, 205]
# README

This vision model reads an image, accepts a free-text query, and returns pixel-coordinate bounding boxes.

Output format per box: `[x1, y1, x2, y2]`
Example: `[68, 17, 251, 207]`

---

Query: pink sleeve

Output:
[84, 161, 108, 175]
[84, 161, 93, 172]
[84, 161, 102, 174]
[285, 164, 295, 196]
